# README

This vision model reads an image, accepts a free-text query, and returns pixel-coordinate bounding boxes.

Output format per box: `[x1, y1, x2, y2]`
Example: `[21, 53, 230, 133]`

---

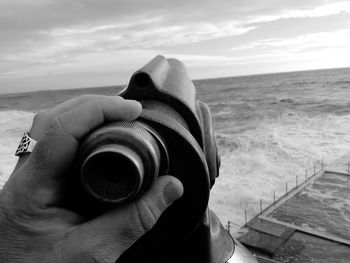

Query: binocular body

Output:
[69, 56, 256, 262]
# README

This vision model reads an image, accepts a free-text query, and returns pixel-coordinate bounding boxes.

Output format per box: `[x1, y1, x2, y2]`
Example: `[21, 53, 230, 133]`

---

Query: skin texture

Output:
[0, 95, 183, 263]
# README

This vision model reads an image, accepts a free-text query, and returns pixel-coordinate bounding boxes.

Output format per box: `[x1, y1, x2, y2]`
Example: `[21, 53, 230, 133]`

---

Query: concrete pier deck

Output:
[234, 154, 350, 263]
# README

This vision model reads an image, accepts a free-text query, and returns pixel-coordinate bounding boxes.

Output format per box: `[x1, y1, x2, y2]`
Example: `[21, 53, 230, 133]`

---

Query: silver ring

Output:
[15, 131, 37, 156]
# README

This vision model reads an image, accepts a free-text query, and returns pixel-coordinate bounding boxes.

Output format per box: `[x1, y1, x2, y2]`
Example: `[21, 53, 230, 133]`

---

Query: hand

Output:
[0, 95, 183, 263]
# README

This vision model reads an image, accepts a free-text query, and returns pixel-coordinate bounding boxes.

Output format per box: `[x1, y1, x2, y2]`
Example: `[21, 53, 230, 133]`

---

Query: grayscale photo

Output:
[0, 1, 350, 262]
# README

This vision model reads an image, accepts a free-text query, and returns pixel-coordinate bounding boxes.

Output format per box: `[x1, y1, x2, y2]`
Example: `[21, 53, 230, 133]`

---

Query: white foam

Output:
[209, 112, 350, 230]
[0, 111, 34, 185]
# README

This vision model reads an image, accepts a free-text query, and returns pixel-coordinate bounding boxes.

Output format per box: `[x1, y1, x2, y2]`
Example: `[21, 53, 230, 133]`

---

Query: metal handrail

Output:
[226, 160, 326, 233]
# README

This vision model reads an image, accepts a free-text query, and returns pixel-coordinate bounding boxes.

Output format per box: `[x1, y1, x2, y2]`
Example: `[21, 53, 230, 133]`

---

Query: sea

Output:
[1, 67, 350, 231]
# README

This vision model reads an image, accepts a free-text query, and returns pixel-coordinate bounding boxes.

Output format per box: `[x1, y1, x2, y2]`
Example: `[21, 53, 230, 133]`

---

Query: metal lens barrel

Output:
[79, 121, 167, 203]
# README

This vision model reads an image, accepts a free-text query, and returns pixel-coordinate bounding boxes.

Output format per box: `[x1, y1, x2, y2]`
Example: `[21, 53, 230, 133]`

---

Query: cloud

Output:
[1, 0, 350, 92]
[249, 1, 350, 23]
[0, 16, 255, 79]
[0, 49, 162, 79]
[169, 28, 350, 70]
[48, 17, 164, 37]
[223, 28, 350, 76]
[127, 22, 255, 47]
[231, 29, 350, 53]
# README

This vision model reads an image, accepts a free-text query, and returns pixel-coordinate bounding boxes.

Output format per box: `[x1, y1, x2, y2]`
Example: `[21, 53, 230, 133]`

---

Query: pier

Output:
[232, 153, 350, 263]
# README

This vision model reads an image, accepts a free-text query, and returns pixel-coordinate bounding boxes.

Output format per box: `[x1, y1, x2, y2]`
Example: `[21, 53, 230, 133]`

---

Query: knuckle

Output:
[80, 94, 100, 102]
[93, 95, 103, 105]
[81, 95, 103, 109]
[40, 117, 67, 142]
[80, 94, 98, 101]
[30, 111, 52, 140]
[84, 94, 105, 105]
[77, 94, 101, 107]
[29, 119, 62, 166]
[134, 199, 159, 232]
[51, 115, 78, 140]
[32, 111, 49, 129]
[32, 111, 47, 124]
[46, 117, 63, 136]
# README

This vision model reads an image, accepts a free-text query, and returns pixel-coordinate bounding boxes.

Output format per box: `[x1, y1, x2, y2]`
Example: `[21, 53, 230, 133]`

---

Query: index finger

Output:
[30, 96, 141, 178]
[55, 96, 141, 141]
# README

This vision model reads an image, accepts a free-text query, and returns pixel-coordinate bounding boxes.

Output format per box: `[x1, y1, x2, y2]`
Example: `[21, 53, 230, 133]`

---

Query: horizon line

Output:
[1, 65, 349, 96]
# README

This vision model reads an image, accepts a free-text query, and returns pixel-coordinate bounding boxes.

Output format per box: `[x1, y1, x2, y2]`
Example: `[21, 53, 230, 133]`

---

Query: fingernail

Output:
[163, 180, 183, 205]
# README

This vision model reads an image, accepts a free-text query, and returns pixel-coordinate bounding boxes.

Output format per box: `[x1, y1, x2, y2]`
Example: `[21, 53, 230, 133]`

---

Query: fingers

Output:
[16, 96, 141, 204]
[79, 176, 183, 259]
[51, 96, 141, 141]
[29, 94, 98, 140]
[30, 96, 141, 171]
[17, 95, 136, 169]
[30, 95, 139, 140]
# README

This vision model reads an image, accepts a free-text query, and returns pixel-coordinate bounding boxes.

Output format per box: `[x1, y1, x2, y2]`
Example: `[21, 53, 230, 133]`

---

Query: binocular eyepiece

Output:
[80, 120, 167, 203]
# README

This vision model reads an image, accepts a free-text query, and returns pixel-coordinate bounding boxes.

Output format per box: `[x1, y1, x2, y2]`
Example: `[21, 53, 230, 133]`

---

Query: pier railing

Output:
[225, 160, 326, 233]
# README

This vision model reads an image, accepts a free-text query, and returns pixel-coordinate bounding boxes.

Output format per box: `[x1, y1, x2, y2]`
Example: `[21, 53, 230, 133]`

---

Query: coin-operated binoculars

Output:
[69, 56, 257, 263]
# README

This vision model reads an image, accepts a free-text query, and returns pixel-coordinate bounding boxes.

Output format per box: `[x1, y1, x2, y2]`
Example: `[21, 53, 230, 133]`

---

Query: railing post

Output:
[348, 162, 349, 174]
[244, 209, 247, 225]
[285, 182, 288, 195]
[296, 175, 298, 188]
[273, 190, 276, 204]
[227, 221, 231, 233]
[260, 199, 262, 214]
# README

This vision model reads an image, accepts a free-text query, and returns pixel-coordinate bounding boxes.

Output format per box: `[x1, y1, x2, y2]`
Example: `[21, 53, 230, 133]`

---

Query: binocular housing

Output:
[69, 56, 235, 262]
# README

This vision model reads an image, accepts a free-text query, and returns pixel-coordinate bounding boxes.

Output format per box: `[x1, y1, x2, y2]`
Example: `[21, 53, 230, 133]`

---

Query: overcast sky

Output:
[1, 0, 350, 93]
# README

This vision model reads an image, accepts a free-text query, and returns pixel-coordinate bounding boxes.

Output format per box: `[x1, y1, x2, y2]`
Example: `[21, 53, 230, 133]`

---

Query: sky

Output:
[1, 0, 350, 94]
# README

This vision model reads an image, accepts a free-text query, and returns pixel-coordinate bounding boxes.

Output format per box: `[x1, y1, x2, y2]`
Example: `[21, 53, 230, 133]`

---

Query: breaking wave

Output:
[210, 111, 350, 227]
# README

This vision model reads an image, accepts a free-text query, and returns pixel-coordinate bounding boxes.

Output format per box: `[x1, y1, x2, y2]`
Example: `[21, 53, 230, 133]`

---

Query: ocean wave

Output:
[210, 111, 350, 226]
[278, 98, 295, 103]
[309, 102, 350, 116]
[334, 80, 350, 85]
[0, 111, 34, 184]
[292, 81, 318, 85]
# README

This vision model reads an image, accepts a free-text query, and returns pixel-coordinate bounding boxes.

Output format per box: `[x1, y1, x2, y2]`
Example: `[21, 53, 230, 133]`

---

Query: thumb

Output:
[77, 176, 183, 260]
